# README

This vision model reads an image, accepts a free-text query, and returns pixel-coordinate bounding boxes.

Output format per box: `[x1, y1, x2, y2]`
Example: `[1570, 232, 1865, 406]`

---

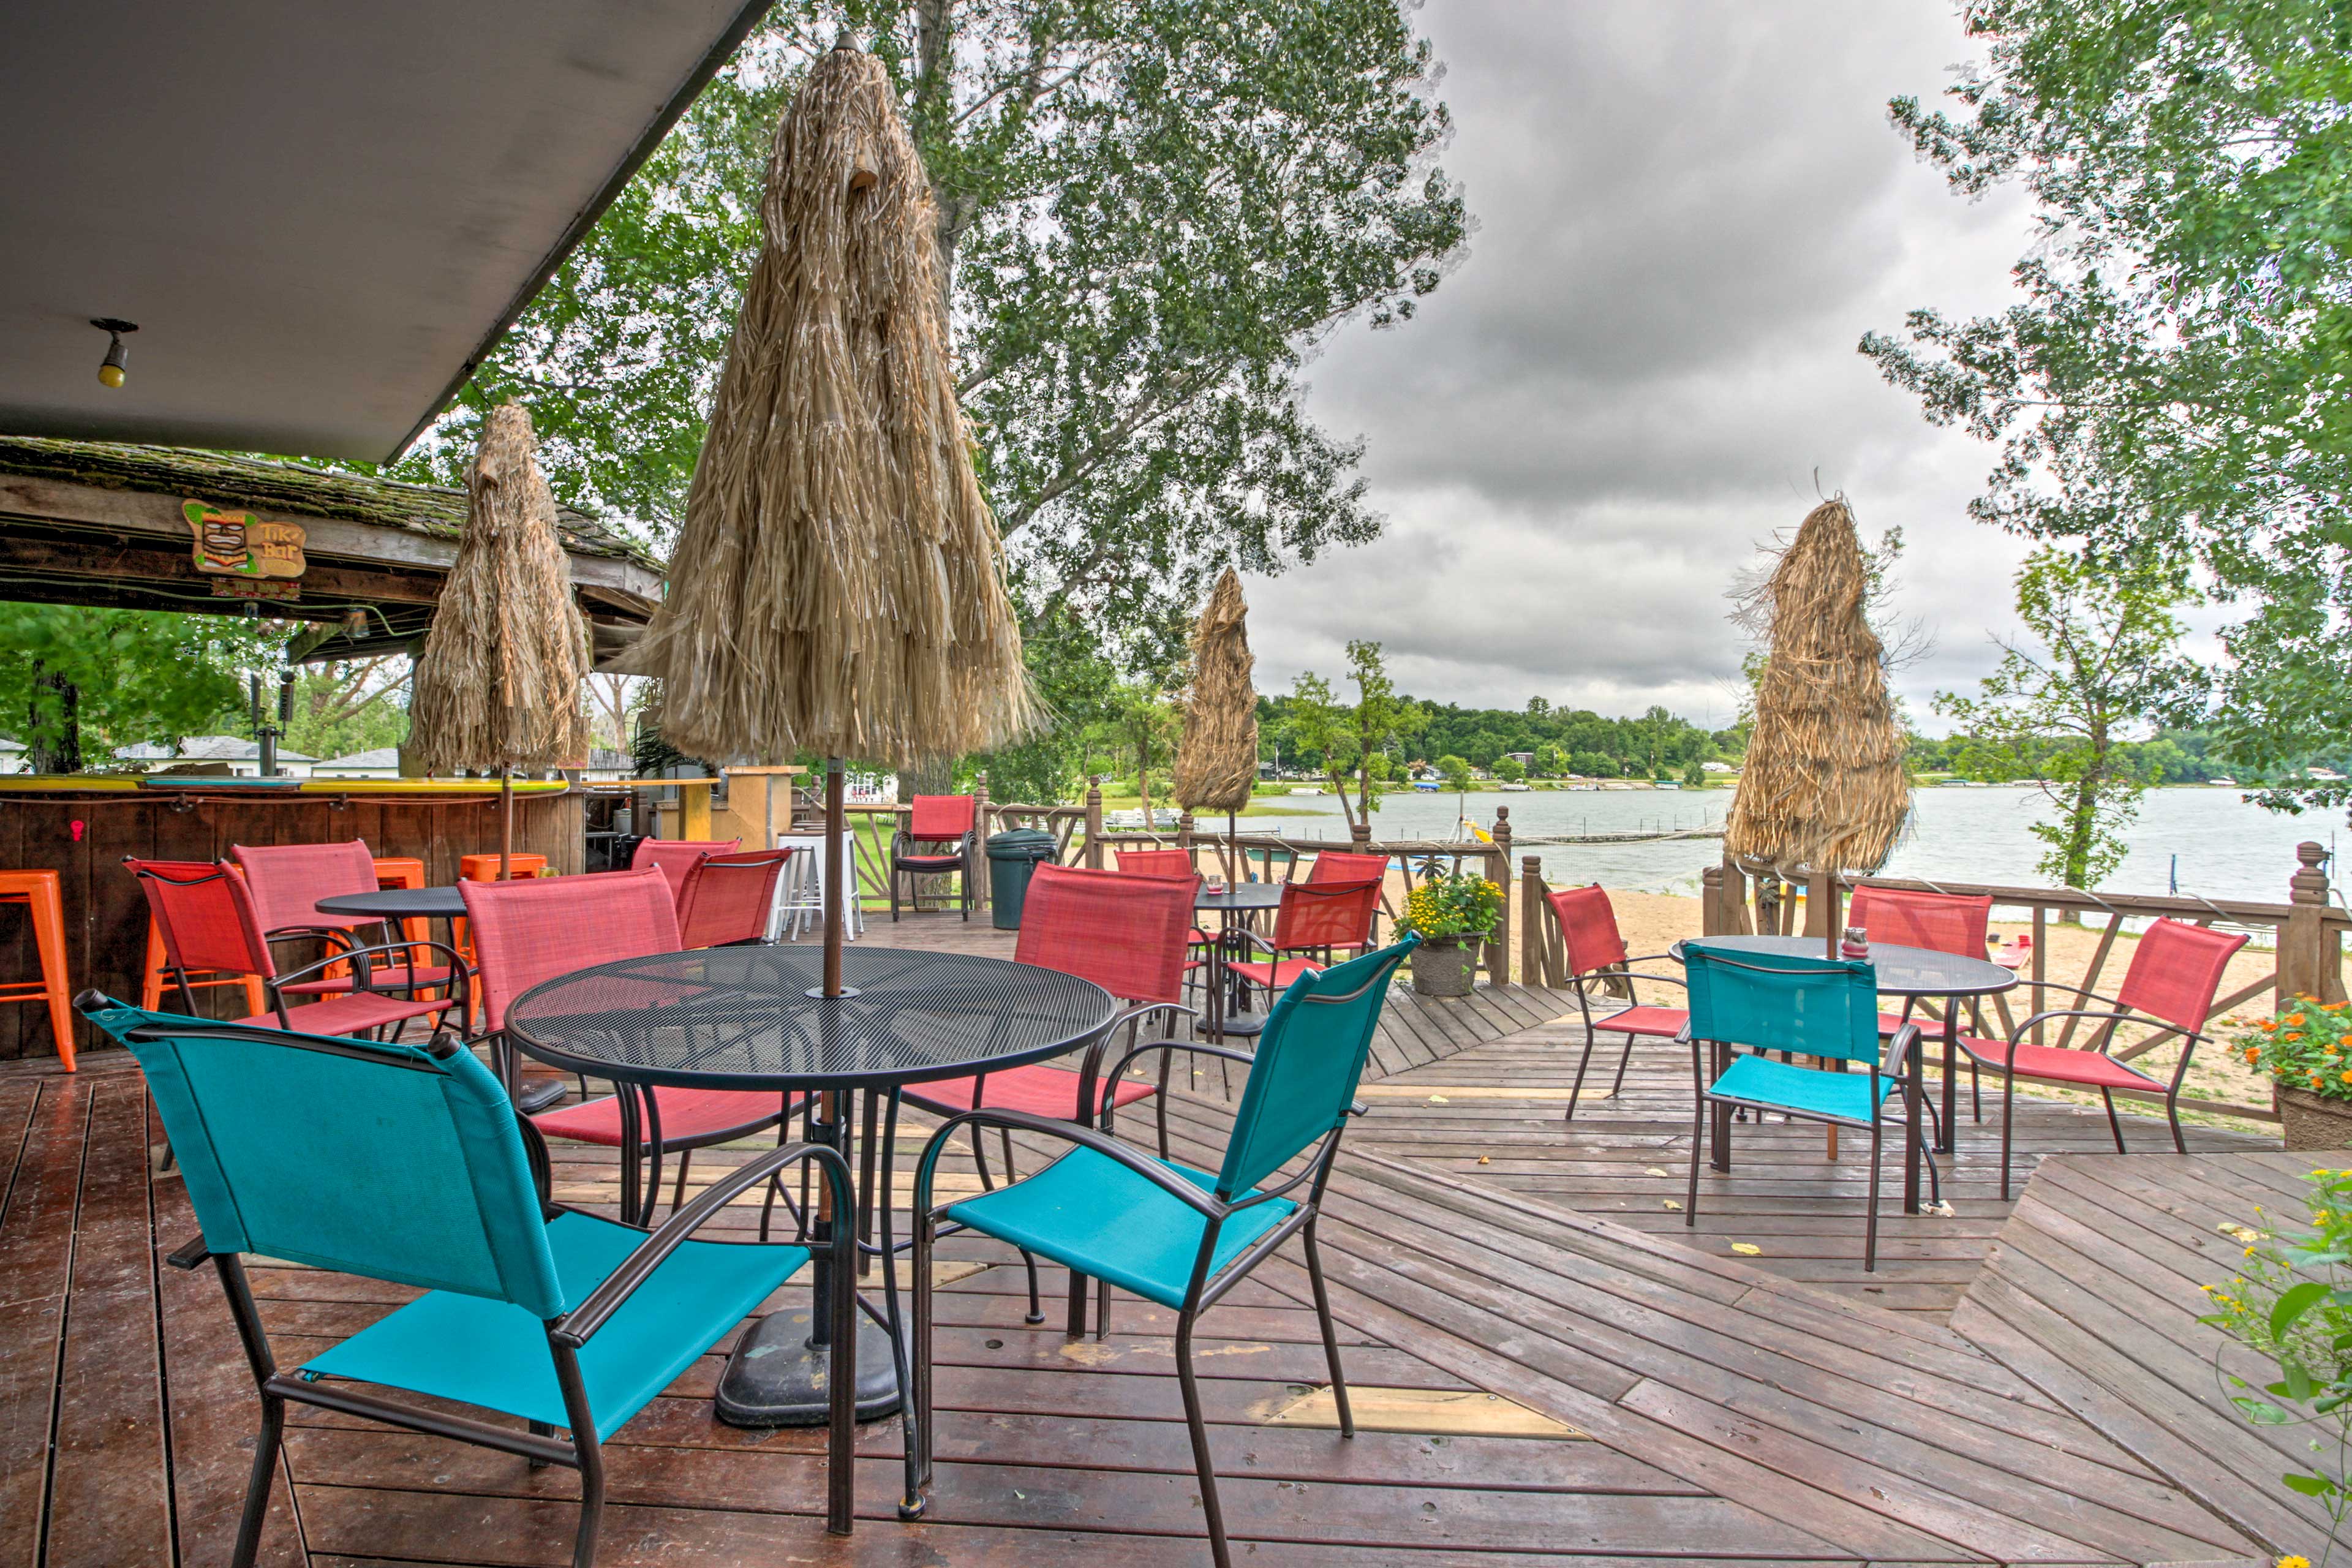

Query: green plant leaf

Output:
[2283, 1471, 2337, 1498]
[2273, 1280, 2329, 1340]
[2234, 1396, 2294, 1424]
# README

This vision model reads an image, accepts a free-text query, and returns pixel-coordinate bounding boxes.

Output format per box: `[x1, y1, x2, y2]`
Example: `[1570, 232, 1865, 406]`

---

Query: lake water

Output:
[1252, 784, 2346, 904]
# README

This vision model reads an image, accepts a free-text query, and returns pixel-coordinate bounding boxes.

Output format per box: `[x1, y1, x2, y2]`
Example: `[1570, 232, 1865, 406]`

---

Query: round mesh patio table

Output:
[1195, 882, 1284, 914]
[505, 944, 1117, 1431]
[316, 886, 466, 921]
[504, 944, 1117, 1092]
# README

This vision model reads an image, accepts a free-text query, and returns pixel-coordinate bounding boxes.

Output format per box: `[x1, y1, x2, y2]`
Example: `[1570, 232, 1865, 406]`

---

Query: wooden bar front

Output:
[0, 782, 584, 1061]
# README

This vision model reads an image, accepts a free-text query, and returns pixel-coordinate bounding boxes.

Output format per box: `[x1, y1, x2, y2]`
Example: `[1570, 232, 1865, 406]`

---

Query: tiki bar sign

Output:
[183, 499, 306, 600]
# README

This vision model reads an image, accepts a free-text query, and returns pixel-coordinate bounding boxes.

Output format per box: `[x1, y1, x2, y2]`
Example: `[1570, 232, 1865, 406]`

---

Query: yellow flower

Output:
[2278, 1556, 2312, 1568]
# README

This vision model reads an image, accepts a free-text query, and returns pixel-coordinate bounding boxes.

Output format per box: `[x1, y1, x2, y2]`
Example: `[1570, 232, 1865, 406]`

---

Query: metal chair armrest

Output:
[551, 1140, 854, 1349]
[911, 1108, 1226, 1221]
[1879, 1020, 1924, 1079]
[1588, 965, 1689, 993]
[167, 1235, 213, 1271]
[1099, 1036, 1259, 1126]
[1110, 1001, 1200, 1032]
[272, 938, 469, 990]
[1226, 929, 1281, 960]
[1992, 1008, 2205, 1066]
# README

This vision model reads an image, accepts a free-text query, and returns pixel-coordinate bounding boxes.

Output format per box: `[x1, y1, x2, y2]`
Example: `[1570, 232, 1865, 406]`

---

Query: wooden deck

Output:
[2, 910, 2309, 1565]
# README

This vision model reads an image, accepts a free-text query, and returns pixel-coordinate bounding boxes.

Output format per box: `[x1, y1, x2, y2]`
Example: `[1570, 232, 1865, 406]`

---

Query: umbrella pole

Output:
[499, 768, 513, 881]
[1228, 809, 1238, 884]
[823, 758, 845, 997]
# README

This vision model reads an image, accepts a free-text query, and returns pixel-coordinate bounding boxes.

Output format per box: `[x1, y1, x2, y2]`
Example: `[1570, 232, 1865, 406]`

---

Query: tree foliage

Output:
[400, 0, 1464, 662]
[1863, 0, 2352, 803]
[0, 606, 276, 771]
[1283, 640, 1427, 834]
[1934, 547, 2203, 889]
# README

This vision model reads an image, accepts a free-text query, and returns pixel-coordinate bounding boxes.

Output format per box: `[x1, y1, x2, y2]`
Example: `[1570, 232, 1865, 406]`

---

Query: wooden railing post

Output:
[2282, 841, 2334, 1007]
[1521, 854, 1551, 986]
[1702, 862, 1724, 937]
[970, 772, 991, 911]
[1486, 807, 1512, 985]
[1083, 780, 1104, 869]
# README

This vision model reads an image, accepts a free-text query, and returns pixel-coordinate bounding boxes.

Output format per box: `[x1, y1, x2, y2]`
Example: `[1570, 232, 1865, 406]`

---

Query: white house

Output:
[0, 737, 24, 775]
[312, 747, 401, 778]
[116, 736, 318, 778]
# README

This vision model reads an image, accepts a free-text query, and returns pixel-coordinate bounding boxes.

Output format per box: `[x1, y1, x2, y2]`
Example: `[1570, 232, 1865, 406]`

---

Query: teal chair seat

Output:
[946, 1150, 1292, 1311]
[1709, 1053, 1895, 1126]
[304, 1210, 805, 1438]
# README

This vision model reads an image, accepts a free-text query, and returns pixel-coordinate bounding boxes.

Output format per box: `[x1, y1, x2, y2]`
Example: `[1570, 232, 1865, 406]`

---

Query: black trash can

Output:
[986, 828, 1058, 929]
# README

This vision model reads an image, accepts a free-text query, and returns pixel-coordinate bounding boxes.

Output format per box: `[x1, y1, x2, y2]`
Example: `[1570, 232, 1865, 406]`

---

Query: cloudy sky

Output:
[1243, 2, 2043, 733]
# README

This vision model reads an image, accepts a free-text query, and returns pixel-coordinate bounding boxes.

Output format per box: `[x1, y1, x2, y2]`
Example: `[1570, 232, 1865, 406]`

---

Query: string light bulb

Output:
[91, 318, 137, 388]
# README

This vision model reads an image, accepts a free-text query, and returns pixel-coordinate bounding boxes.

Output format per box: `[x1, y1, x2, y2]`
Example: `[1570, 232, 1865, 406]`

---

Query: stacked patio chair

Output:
[463, 867, 793, 1221]
[889, 793, 977, 921]
[1680, 942, 1926, 1271]
[1845, 883, 1996, 1140]
[1544, 883, 1692, 1120]
[905, 935, 1415, 1566]
[628, 836, 741, 901]
[127, 858, 465, 1039]
[1954, 916, 2247, 1197]
[76, 992, 854, 1568]
[676, 848, 795, 948]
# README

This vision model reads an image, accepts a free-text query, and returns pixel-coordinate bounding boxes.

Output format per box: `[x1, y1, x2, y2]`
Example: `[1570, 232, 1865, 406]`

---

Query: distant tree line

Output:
[1259, 690, 1737, 780]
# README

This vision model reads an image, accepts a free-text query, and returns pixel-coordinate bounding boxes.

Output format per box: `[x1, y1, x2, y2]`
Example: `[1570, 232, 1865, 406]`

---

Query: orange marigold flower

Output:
[2288, 1013, 2309, 1026]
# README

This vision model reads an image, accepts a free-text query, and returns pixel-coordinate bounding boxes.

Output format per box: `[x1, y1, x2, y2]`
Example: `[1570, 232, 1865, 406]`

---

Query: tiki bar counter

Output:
[0, 776, 579, 1062]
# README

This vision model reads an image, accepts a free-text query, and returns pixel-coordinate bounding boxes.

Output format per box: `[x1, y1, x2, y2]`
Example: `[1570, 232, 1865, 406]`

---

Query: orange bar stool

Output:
[370, 856, 434, 969]
[452, 854, 550, 969]
[1, 870, 77, 1070]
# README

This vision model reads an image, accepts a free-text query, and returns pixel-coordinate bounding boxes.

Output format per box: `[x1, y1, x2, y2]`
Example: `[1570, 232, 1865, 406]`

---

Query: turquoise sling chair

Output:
[1678, 945, 1928, 1273]
[903, 935, 1418, 1568]
[76, 992, 859, 1567]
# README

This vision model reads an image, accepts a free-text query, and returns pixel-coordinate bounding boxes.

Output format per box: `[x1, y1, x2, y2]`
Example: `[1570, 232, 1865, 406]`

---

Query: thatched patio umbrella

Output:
[406, 402, 592, 879]
[1723, 497, 1909, 956]
[631, 40, 1032, 997]
[1173, 568, 1259, 880]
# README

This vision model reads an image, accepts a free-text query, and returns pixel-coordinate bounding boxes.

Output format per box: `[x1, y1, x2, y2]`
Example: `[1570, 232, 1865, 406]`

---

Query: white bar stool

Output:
[769, 829, 865, 941]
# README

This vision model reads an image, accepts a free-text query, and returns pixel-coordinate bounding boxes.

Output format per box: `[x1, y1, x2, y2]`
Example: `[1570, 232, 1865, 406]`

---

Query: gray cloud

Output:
[1246, 2, 2044, 729]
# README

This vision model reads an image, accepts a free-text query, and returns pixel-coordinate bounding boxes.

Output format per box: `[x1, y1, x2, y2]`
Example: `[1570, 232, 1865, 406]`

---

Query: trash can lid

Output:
[986, 827, 1059, 854]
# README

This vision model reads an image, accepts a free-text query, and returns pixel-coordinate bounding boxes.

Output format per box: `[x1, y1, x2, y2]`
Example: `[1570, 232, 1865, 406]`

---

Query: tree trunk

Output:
[28, 663, 80, 773]
[1136, 743, 1153, 825]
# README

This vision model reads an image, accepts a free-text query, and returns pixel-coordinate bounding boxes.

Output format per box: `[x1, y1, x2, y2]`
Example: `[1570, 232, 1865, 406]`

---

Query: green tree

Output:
[408, 1, 1463, 651]
[1097, 680, 1181, 821]
[978, 605, 1120, 803]
[1682, 756, 1708, 788]
[0, 606, 274, 772]
[1569, 750, 1616, 779]
[282, 658, 411, 761]
[1934, 548, 2204, 889]
[1283, 640, 1427, 835]
[1493, 755, 1526, 783]
[1863, 0, 2352, 803]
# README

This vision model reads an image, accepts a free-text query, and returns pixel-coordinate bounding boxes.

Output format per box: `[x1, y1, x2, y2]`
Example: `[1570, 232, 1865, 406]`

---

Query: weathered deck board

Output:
[1951, 1148, 2340, 1561]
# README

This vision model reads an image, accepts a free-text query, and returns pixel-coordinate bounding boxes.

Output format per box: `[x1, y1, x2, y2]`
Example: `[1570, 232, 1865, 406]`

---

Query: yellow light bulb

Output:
[97, 362, 124, 389]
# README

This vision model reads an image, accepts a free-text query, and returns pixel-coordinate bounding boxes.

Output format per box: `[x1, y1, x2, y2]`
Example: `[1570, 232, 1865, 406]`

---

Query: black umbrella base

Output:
[1215, 1006, 1267, 1038]
[715, 1304, 901, 1427]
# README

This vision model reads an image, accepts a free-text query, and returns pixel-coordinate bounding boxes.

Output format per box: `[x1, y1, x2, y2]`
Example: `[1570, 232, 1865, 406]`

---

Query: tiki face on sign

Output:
[183, 500, 306, 579]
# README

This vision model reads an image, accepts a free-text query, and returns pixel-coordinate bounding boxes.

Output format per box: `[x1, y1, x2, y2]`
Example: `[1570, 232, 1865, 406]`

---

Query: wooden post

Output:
[1084, 780, 1104, 869]
[2282, 841, 2334, 1008]
[1177, 809, 1196, 860]
[971, 772, 990, 912]
[1487, 807, 1512, 985]
[1701, 862, 1723, 938]
[1521, 854, 1550, 986]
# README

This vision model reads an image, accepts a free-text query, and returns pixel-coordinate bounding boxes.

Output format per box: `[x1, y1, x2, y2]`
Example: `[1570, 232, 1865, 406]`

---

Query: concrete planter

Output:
[1411, 935, 1479, 997]
[2278, 1085, 2352, 1150]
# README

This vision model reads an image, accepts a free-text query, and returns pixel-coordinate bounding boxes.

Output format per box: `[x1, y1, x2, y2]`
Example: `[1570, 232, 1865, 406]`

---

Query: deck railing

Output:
[1671, 846, 2347, 1125]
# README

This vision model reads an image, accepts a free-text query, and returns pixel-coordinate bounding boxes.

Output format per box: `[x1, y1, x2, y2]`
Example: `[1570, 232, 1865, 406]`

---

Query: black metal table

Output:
[504, 944, 1118, 1428]
[1676, 935, 2019, 1196]
[1196, 881, 1285, 1037]
[316, 886, 467, 921]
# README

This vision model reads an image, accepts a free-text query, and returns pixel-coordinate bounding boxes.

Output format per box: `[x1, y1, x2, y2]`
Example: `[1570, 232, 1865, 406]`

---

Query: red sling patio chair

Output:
[1305, 850, 1392, 946]
[1958, 916, 2247, 1198]
[462, 869, 793, 1223]
[231, 839, 461, 998]
[628, 837, 741, 903]
[889, 794, 978, 921]
[676, 849, 796, 948]
[1845, 884, 1997, 1140]
[127, 859, 466, 1039]
[1114, 846, 1216, 988]
[1544, 883, 1691, 1120]
[1220, 879, 1383, 1020]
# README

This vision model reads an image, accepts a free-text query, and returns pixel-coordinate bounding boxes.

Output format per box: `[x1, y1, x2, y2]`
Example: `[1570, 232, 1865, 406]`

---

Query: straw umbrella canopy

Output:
[406, 401, 592, 878]
[1173, 568, 1259, 879]
[1722, 497, 1909, 952]
[631, 42, 1033, 993]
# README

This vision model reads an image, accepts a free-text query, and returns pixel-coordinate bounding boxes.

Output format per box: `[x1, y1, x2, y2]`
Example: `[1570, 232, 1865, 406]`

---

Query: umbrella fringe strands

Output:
[634, 43, 1035, 768]
[1722, 497, 1909, 883]
[406, 402, 592, 775]
[1173, 567, 1259, 816]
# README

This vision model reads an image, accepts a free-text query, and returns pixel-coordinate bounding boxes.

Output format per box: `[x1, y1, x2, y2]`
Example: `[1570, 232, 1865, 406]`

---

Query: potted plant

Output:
[1398, 869, 1504, 997]
[2238, 997, 2352, 1149]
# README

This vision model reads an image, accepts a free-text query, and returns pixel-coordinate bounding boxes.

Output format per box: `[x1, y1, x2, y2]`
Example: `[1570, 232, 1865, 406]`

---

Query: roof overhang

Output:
[0, 0, 767, 463]
[0, 439, 663, 660]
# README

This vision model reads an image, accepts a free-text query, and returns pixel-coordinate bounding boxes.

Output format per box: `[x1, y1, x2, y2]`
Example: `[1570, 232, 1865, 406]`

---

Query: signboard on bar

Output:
[183, 499, 306, 580]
